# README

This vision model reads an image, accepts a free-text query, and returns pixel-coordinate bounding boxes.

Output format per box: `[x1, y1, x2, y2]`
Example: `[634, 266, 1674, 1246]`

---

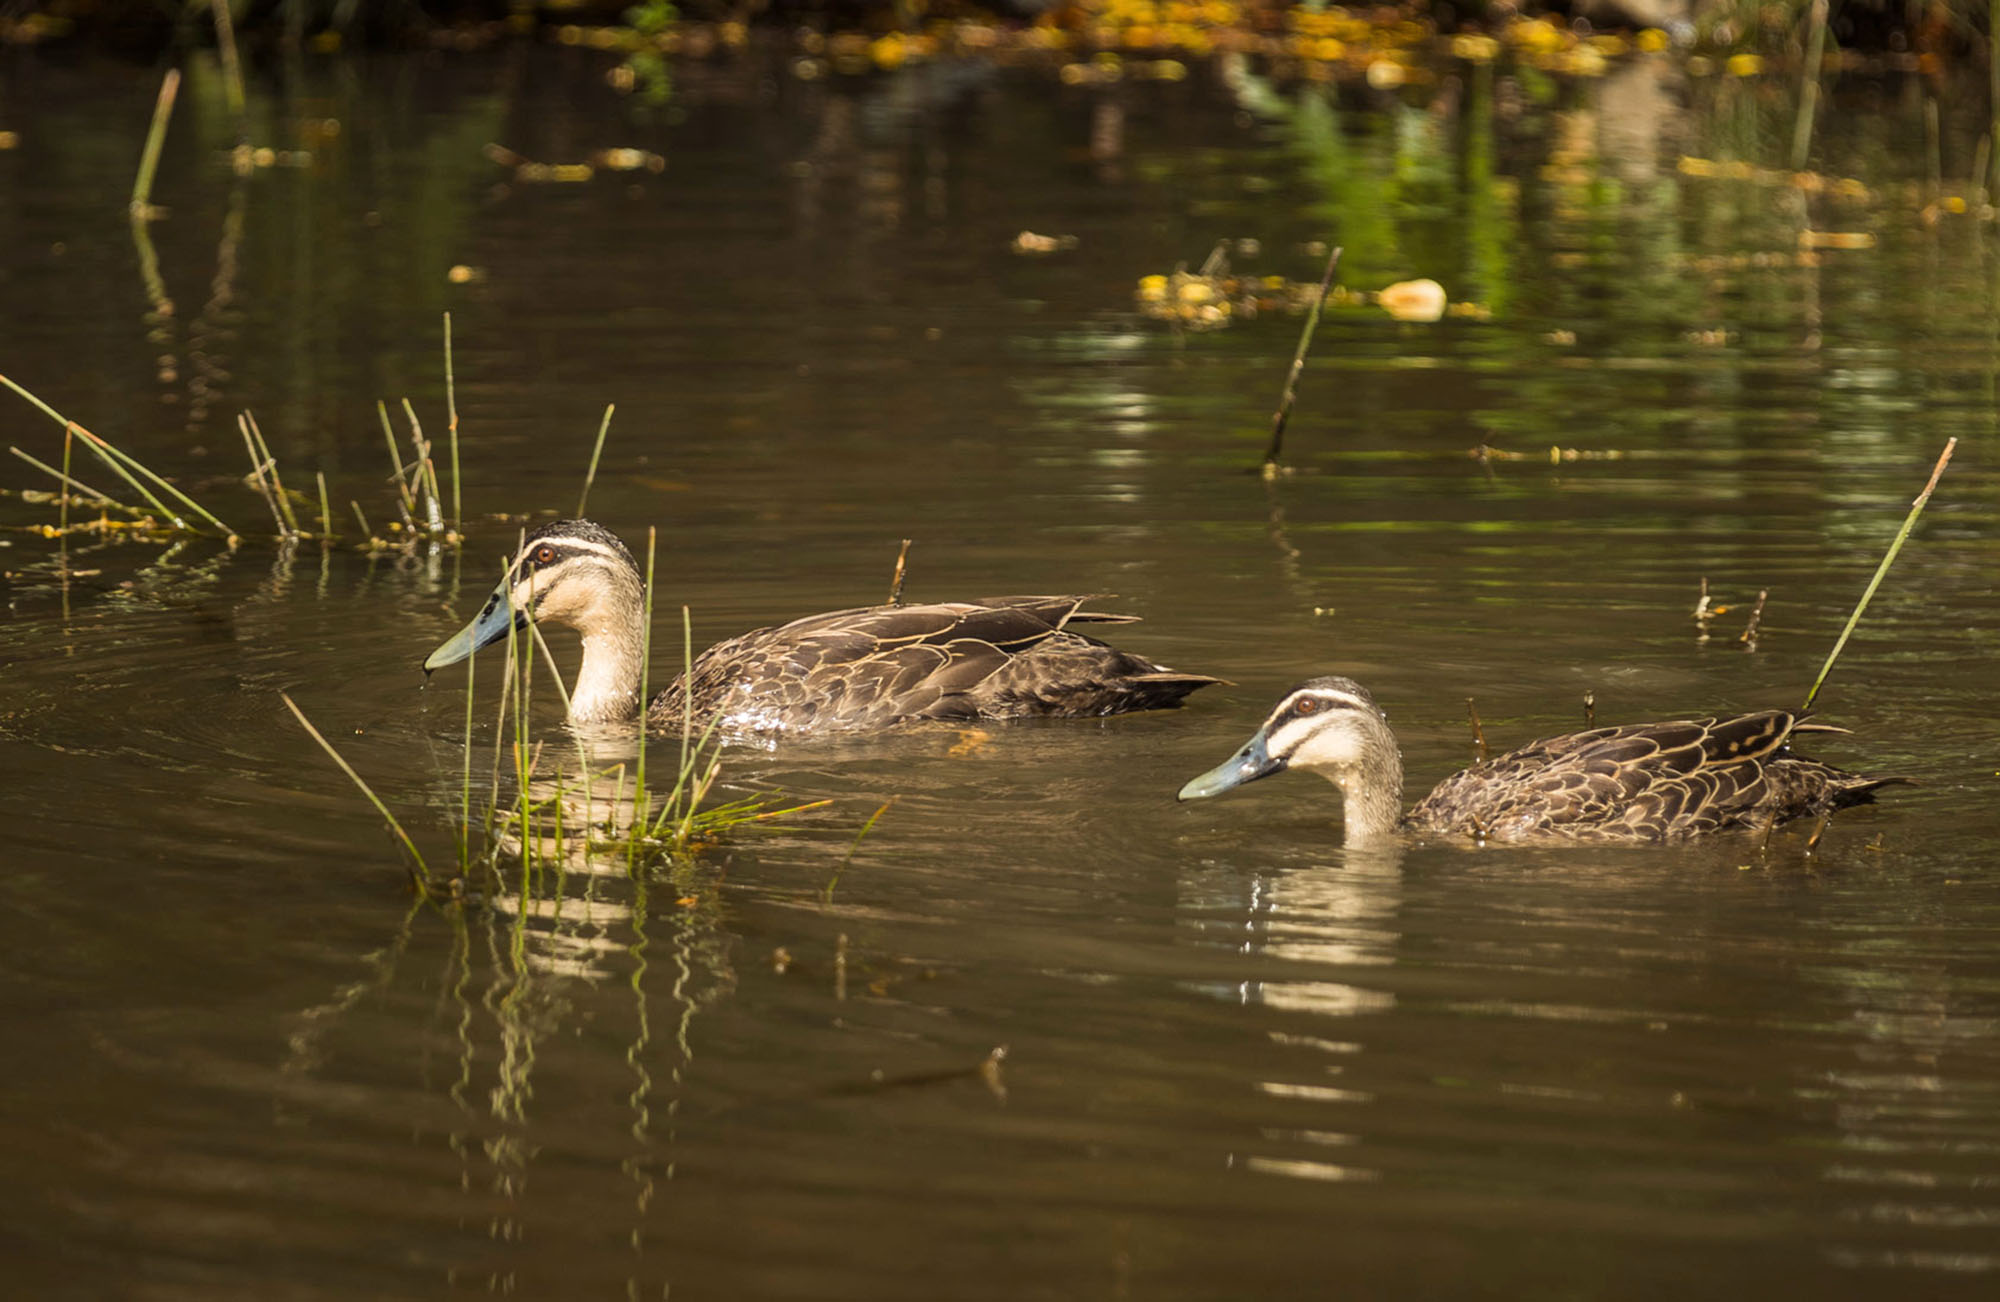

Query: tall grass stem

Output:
[9, 445, 123, 513]
[444, 313, 461, 532]
[208, 0, 246, 118]
[402, 398, 444, 531]
[243, 411, 299, 534]
[281, 692, 431, 887]
[1789, 0, 1828, 170]
[1802, 438, 1956, 711]
[823, 799, 895, 903]
[577, 403, 615, 519]
[131, 70, 181, 214]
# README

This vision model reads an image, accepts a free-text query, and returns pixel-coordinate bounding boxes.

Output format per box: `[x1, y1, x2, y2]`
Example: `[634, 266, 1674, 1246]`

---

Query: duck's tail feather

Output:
[1118, 670, 1229, 709]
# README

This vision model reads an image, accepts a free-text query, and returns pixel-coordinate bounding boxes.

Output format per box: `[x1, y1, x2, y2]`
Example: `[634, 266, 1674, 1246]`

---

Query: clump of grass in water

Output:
[5, 314, 469, 552]
[285, 523, 826, 904]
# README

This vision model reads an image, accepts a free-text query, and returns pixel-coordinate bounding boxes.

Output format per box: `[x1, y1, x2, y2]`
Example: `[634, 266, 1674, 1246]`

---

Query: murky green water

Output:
[3, 43, 1998, 1299]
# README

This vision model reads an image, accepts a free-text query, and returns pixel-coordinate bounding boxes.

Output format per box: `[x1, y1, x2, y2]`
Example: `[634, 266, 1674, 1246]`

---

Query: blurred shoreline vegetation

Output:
[0, 0, 1991, 67]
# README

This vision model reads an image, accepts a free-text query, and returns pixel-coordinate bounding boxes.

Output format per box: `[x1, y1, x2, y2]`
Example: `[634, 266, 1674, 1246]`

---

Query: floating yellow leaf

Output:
[1797, 231, 1875, 250]
[1450, 34, 1500, 62]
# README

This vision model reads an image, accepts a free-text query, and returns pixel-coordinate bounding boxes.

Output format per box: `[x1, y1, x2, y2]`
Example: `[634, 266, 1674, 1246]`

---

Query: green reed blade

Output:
[280, 692, 431, 888]
[630, 528, 657, 860]
[8, 446, 127, 512]
[822, 799, 896, 903]
[68, 421, 235, 537]
[1789, 0, 1829, 170]
[59, 424, 74, 534]
[402, 398, 444, 531]
[239, 419, 287, 535]
[378, 400, 416, 522]
[1802, 438, 1956, 712]
[443, 312, 461, 532]
[68, 426, 183, 529]
[131, 69, 180, 214]
[458, 618, 477, 865]
[243, 410, 299, 534]
[527, 619, 575, 718]
[577, 403, 615, 519]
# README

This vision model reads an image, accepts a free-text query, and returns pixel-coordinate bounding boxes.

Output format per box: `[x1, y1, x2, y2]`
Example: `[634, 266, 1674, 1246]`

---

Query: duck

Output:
[424, 518, 1220, 735]
[1177, 676, 1899, 845]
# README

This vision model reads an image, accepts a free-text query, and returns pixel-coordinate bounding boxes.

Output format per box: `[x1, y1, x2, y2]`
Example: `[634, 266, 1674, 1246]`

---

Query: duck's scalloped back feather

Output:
[1406, 710, 1891, 844]
[646, 596, 1219, 735]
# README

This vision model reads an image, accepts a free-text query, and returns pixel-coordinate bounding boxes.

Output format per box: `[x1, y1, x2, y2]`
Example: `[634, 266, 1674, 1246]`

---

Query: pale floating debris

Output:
[1676, 156, 1871, 202]
[1012, 230, 1078, 255]
[484, 142, 594, 183]
[231, 144, 312, 174]
[592, 148, 666, 173]
[1377, 278, 1446, 322]
[446, 265, 486, 284]
[1364, 58, 1406, 89]
[1797, 230, 1875, 250]
[0, 130, 17, 150]
[1472, 445, 1626, 463]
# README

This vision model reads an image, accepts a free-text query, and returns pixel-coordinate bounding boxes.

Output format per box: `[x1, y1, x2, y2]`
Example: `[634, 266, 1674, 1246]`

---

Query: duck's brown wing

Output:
[1407, 710, 1870, 843]
[650, 598, 1218, 734]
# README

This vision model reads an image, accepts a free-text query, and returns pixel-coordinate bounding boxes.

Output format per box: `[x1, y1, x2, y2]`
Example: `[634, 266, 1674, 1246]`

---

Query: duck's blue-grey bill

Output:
[1177, 730, 1286, 801]
[423, 587, 524, 673]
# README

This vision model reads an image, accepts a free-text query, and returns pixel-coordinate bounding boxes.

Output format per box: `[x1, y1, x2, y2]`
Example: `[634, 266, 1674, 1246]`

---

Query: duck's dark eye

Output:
[1293, 698, 1320, 716]
[532, 544, 557, 566]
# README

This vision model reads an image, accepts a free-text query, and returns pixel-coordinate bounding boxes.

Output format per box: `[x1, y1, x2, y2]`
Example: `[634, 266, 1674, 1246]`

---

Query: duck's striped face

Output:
[424, 520, 642, 672]
[1178, 678, 1386, 800]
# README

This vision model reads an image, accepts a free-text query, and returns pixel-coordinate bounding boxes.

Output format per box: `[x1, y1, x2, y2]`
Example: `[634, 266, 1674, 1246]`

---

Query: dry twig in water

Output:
[888, 539, 913, 607]
[1259, 244, 1344, 476]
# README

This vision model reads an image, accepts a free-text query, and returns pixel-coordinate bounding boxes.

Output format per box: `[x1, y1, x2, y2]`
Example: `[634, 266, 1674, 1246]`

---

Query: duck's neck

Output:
[1324, 734, 1406, 846]
[567, 613, 648, 725]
